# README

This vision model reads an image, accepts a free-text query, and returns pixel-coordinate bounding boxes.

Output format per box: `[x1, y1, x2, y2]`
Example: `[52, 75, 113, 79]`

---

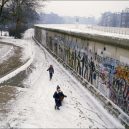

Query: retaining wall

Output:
[34, 25, 129, 128]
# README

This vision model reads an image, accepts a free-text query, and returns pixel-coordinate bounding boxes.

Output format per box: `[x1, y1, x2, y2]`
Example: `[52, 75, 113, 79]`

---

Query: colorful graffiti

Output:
[115, 66, 129, 82]
[43, 31, 129, 115]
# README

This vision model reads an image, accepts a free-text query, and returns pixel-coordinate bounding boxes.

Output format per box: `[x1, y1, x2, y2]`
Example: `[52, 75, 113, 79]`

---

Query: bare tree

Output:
[8, 0, 44, 38]
[0, 0, 10, 17]
[0, 0, 45, 37]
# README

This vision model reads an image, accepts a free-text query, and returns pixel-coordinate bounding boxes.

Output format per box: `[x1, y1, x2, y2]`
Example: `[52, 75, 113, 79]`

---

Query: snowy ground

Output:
[0, 31, 9, 37]
[0, 34, 33, 62]
[0, 44, 14, 64]
[0, 34, 34, 84]
[0, 29, 124, 128]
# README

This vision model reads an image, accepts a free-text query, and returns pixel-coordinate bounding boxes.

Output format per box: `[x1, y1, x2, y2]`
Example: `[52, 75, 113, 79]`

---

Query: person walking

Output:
[53, 86, 61, 110]
[47, 65, 54, 80]
[53, 86, 67, 110]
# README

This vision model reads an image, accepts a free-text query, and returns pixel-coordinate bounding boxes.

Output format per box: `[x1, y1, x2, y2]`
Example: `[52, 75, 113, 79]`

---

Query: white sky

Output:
[40, 1, 129, 18]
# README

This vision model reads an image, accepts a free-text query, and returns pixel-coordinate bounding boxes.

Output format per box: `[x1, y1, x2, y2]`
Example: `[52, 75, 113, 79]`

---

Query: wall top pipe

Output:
[34, 24, 129, 50]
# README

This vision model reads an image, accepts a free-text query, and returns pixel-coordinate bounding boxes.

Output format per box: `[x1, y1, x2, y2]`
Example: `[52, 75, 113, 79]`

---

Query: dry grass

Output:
[0, 46, 23, 77]
[0, 70, 27, 88]
[0, 66, 33, 118]
[0, 63, 34, 87]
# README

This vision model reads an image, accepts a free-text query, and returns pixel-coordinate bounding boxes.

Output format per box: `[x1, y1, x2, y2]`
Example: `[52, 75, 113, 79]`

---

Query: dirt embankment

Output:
[0, 46, 23, 77]
[0, 42, 34, 88]
[0, 43, 34, 127]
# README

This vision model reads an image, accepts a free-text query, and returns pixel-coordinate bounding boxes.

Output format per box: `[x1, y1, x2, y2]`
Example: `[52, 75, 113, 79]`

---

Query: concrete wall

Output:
[34, 25, 129, 121]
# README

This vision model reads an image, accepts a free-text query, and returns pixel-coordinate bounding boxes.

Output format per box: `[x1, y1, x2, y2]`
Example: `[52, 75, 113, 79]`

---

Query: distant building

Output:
[99, 8, 129, 28]
[99, 12, 121, 27]
[99, 12, 112, 26]
[112, 13, 121, 27]
[121, 8, 129, 28]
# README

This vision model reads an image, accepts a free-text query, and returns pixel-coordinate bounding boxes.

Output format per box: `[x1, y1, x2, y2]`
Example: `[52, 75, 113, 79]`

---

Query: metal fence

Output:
[85, 25, 129, 35]
[42, 24, 129, 36]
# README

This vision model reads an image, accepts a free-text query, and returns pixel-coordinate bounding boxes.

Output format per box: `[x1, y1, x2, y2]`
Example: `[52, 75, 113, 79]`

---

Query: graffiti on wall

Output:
[35, 28, 129, 115]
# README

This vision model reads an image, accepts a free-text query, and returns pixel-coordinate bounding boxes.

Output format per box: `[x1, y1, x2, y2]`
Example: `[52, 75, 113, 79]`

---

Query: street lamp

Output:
[75, 16, 79, 29]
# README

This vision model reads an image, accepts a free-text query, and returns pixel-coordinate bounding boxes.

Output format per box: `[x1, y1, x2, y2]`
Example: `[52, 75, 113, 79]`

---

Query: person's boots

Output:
[57, 107, 60, 110]
[50, 74, 52, 80]
[55, 105, 57, 110]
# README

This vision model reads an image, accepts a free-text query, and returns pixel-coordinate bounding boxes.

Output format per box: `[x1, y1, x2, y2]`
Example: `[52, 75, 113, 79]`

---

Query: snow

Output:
[0, 44, 14, 64]
[0, 53, 34, 84]
[3, 29, 124, 128]
[35, 24, 129, 40]
[0, 37, 32, 62]
[0, 30, 34, 84]
[0, 31, 9, 36]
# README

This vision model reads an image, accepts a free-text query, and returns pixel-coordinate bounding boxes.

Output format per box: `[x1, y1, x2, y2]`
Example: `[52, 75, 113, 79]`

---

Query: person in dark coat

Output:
[53, 86, 61, 110]
[47, 65, 54, 80]
[53, 86, 67, 110]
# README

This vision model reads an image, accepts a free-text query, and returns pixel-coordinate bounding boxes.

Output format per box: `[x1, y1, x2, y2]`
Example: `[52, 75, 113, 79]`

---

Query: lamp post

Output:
[75, 16, 79, 29]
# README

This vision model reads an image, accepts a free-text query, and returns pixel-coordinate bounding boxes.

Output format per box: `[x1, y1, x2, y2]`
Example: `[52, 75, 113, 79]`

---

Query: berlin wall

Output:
[34, 25, 129, 117]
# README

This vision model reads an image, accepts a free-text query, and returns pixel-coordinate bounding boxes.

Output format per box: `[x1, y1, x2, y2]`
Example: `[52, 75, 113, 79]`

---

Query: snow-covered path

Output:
[6, 29, 124, 128]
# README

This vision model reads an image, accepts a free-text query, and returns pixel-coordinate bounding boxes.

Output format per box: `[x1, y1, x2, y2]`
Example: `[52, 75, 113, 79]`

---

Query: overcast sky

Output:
[40, 1, 129, 18]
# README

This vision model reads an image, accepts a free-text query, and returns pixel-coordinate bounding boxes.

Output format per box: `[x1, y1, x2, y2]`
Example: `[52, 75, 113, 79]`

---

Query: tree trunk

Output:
[0, 4, 4, 17]
[1, 29, 2, 36]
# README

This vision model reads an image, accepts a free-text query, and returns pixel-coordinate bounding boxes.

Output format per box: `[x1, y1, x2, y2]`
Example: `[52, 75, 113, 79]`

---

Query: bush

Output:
[9, 25, 27, 38]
